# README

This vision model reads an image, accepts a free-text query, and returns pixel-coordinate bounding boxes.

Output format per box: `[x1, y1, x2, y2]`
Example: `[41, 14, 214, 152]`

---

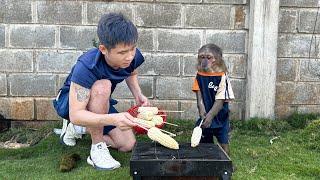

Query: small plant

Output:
[285, 112, 319, 129]
[302, 119, 320, 152]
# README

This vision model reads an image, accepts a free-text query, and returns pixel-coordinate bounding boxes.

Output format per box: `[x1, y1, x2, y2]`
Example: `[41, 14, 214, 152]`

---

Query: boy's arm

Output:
[69, 82, 136, 129]
[125, 69, 150, 106]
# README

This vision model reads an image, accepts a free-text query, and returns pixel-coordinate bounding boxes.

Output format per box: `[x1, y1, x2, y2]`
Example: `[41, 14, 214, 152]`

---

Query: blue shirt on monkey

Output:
[192, 71, 235, 144]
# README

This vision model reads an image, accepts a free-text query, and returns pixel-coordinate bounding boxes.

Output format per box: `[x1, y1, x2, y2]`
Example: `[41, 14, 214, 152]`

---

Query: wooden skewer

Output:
[163, 121, 178, 127]
[159, 110, 185, 113]
[134, 120, 176, 137]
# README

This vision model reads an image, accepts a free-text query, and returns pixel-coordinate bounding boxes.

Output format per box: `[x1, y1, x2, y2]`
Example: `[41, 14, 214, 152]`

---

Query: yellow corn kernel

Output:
[151, 115, 163, 125]
[191, 126, 202, 147]
[147, 127, 179, 149]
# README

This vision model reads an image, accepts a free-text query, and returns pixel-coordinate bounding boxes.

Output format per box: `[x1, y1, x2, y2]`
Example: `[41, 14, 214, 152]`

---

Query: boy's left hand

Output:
[135, 94, 151, 106]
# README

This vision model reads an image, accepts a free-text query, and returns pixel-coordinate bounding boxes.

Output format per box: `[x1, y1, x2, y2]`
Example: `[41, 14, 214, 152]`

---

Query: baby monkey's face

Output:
[197, 52, 216, 72]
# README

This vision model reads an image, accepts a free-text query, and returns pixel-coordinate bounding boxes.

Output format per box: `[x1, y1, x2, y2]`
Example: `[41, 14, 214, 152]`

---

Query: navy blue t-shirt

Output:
[61, 48, 144, 94]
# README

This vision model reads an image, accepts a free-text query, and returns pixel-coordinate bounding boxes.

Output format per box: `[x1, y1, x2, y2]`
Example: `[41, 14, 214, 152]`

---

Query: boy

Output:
[53, 13, 149, 170]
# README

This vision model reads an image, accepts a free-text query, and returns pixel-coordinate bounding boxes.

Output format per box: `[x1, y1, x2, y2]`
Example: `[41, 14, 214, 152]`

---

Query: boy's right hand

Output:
[111, 112, 137, 131]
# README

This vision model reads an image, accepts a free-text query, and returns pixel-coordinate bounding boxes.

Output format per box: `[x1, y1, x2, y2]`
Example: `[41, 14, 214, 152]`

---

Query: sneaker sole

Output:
[87, 156, 120, 170]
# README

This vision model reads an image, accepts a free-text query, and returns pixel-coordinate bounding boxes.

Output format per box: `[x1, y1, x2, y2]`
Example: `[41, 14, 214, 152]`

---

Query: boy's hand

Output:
[135, 94, 150, 106]
[111, 112, 137, 131]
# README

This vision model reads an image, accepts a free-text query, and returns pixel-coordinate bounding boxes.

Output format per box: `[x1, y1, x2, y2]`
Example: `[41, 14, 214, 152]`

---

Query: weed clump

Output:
[302, 120, 320, 152]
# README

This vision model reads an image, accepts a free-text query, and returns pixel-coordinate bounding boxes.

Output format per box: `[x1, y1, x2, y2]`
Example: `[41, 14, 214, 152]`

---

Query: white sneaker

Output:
[60, 119, 83, 146]
[87, 142, 121, 170]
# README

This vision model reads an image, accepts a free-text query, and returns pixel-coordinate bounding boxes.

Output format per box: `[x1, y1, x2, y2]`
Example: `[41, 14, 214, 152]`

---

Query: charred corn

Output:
[151, 115, 163, 125]
[191, 126, 202, 147]
[138, 107, 158, 115]
[147, 127, 179, 149]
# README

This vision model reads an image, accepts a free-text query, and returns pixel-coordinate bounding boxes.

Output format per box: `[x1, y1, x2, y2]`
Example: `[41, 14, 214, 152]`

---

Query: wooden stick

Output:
[163, 122, 178, 127]
[159, 110, 185, 113]
[159, 129, 176, 137]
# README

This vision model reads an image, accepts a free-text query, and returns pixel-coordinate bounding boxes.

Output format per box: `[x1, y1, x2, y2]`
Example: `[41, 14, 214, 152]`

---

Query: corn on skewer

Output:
[138, 107, 184, 114]
[134, 118, 176, 137]
[190, 118, 204, 147]
[147, 127, 179, 150]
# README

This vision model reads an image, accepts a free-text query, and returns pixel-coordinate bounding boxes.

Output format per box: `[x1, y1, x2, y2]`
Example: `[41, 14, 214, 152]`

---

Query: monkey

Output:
[192, 43, 235, 155]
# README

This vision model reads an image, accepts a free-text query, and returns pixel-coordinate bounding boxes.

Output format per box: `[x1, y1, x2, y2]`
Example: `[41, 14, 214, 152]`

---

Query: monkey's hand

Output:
[202, 114, 213, 128]
[201, 99, 224, 128]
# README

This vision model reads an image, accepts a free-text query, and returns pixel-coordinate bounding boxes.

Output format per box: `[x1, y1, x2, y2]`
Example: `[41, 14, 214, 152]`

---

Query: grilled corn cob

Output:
[151, 115, 163, 125]
[138, 107, 158, 115]
[191, 126, 202, 147]
[147, 127, 179, 149]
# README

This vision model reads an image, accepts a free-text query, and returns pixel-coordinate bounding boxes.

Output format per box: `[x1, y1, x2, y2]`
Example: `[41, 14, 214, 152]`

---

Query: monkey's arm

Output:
[196, 91, 206, 120]
[201, 99, 224, 128]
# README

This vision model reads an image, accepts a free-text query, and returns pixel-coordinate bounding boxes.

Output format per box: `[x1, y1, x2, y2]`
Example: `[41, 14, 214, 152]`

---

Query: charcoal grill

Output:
[130, 142, 233, 180]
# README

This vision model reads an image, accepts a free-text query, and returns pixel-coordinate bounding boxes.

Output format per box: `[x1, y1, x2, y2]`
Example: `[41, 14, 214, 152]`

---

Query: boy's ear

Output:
[99, 44, 108, 55]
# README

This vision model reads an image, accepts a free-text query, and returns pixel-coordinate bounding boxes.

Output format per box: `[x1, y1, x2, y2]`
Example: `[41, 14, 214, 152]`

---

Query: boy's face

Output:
[197, 51, 216, 72]
[99, 43, 136, 69]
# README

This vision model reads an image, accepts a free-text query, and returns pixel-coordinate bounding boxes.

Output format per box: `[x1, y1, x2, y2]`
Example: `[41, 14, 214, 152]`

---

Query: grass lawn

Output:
[0, 117, 319, 180]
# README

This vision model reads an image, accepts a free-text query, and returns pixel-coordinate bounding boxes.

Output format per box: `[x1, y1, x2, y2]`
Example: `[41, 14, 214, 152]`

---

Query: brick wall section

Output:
[276, 0, 320, 118]
[0, 0, 248, 121]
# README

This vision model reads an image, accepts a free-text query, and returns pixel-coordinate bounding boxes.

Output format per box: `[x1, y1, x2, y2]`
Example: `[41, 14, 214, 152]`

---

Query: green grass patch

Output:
[0, 118, 319, 179]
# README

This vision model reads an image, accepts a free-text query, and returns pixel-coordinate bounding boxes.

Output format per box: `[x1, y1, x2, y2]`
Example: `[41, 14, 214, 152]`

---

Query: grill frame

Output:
[130, 142, 233, 179]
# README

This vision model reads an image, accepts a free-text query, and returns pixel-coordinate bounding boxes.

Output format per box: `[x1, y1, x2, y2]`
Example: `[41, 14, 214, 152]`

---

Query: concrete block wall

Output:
[276, 0, 320, 118]
[0, 0, 248, 121]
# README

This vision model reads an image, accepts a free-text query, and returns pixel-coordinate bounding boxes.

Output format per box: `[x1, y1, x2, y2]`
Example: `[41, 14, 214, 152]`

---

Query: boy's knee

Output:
[119, 139, 136, 152]
[91, 79, 112, 97]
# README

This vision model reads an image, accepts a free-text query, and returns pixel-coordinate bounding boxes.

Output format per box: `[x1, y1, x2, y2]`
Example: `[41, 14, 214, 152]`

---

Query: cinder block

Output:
[37, 1, 82, 24]
[0, 50, 33, 72]
[185, 5, 231, 28]
[135, 4, 181, 27]
[230, 79, 245, 101]
[112, 76, 153, 98]
[279, 9, 297, 33]
[60, 26, 96, 50]
[87, 3, 133, 25]
[35, 98, 61, 121]
[278, 34, 316, 58]
[204, 0, 246, 4]
[276, 82, 320, 104]
[224, 54, 246, 78]
[298, 10, 320, 33]
[0, 25, 4, 47]
[9, 74, 56, 96]
[137, 28, 154, 51]
[0, 74, 7, 95]
[229, 101, 245, 120]
[148, 100, 180, 119]
[36, 50, 82, 73]
[58, 74, 69, 91]
[274, 105, 297, 119]
[297, 105, 320, 115]
[0, 98, 34, 120]
[0, 0, 32, 23]
[280, 0, 318, 7]
[299, 59, 320, 81]
[206, 30, 247, 53]
[158, 29, 202, 52]
[113, 99, 134, 113]
[10, 25, 55, 48]
[180, 100, 198, 120]
[156, 77, 195, 99]
[182, 55, 197, 77]
[139, 54, 180, 76]
[156, 0, 201, 3]
[277, 58, 297, 81]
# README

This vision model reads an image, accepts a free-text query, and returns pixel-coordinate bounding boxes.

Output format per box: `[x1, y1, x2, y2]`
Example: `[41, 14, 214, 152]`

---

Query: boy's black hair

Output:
[97, 13, 138, 50]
